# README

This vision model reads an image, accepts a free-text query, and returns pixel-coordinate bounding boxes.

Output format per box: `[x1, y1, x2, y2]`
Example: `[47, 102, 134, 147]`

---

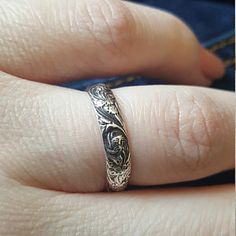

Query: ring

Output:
[87, 83, 131, 191]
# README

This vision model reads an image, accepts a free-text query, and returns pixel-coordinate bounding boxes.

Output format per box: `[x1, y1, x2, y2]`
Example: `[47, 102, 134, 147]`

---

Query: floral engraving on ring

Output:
[88, 84, 131, 191]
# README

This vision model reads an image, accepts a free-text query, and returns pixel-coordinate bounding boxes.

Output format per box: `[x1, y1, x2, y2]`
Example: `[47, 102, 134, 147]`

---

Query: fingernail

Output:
[200, 47, 225, 80]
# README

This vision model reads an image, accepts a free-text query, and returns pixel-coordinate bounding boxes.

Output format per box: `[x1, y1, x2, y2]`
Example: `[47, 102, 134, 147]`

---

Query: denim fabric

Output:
[61, 0, 235, 91]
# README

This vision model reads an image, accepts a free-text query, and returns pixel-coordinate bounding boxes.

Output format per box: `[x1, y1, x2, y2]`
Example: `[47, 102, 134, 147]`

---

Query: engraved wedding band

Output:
[87, 84, 131, 191]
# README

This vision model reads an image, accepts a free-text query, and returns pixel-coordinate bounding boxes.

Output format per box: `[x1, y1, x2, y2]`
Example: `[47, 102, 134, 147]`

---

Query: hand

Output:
[0, 0, 234, 235]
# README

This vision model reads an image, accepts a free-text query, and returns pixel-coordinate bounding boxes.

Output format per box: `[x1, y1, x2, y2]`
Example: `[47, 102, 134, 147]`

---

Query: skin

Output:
[0, 0, 234, 235]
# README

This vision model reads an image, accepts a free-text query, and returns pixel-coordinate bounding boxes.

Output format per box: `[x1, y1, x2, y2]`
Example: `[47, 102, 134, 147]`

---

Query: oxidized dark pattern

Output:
[88, 84, 131, 191]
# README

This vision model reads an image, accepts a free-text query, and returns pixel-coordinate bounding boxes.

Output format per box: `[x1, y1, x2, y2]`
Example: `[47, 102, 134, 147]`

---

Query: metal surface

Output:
[87, 84, 131, 191]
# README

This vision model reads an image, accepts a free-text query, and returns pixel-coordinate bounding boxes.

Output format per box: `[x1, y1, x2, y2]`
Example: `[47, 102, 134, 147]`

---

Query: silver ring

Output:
[87, 83, 131, 191]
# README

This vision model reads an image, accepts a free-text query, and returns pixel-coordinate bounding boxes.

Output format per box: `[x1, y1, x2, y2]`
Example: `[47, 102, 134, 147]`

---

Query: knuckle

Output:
[81, 0, 136, 54]
[165, 88, 225, 172]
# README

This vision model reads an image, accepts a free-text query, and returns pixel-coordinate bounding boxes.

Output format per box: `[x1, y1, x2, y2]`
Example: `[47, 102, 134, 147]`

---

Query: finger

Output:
[0, 180, 234, 235]
[123, 1, 225, 84]
[0, 0, 224, 85]
[0, 72, 234, 192]
[200, 46, 226, 81]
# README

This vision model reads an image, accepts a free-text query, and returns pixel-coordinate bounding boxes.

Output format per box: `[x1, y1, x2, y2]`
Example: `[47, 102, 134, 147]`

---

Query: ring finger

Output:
[0, 72, 234, 192]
